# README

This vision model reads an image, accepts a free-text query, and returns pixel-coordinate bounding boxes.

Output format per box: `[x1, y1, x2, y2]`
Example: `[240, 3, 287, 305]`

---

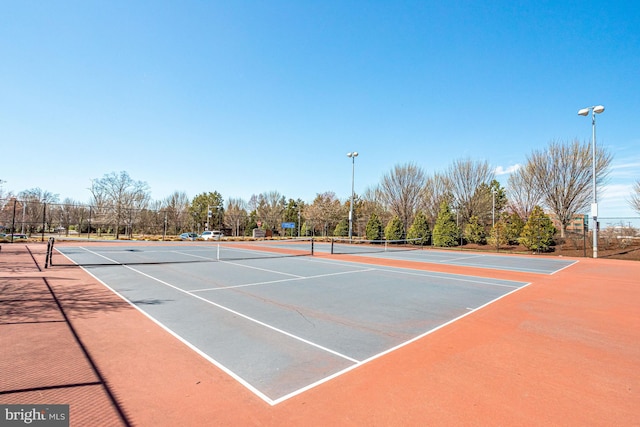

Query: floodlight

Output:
[577, 104, 605, 258]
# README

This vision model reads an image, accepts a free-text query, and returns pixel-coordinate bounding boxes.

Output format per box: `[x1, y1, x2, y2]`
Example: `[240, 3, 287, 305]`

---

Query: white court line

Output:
[344, 248, 576, 275]
[66, 246, 530, 405]
[191, 268, 376, 292]
[298, 256, 525, 288]
[550, 259, 579, 274]
[373, 267, 523, 288]
[444, 260, 563, 274]
[438, 254, 486, 263]
[76, 248, 360, 365]
[270, 279, 532, 405]
[218, 260, 304, 278]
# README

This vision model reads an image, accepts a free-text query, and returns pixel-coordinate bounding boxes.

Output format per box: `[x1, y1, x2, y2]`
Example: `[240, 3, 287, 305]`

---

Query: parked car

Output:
[5, 233, 27, 240]
[201, 230, 223, 240]
[179, 232, 199, 240]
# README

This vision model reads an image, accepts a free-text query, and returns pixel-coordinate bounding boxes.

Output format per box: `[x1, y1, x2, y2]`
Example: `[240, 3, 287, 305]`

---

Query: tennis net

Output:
[46, 238, 315, 267]
[330, 237, 426, 255]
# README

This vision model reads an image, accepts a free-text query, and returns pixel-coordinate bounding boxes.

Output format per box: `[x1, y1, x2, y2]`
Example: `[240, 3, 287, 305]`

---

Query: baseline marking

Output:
[191, 268, 376, 292]
[76, 249, 360, 366]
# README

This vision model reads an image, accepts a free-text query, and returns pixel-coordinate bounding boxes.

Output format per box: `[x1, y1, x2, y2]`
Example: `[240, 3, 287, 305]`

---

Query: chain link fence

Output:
[0, 198, 193, 242]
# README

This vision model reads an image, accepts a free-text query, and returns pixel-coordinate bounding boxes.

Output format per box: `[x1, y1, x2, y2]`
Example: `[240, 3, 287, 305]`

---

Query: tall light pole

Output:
[578, 105, 605, 258]
[347, 152, 358, 239]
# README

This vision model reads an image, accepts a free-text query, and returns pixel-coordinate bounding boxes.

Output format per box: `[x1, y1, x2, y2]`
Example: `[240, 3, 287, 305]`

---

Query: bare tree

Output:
[527, 139, 612, 237]
[421, 173, 451, 224]
[378, 163, 427, 234]
[90, 171, 150, 239]
[507, 163, 543, 221]
[256, 191, 286, 232]
[54, 198, 84, 235]
[445, 159, 495, 225]
[358, 186, 389, 237]
[304, 192, 343, 237]
[629, 180, 640, 215]
[163, 191, 191, 234]
[18, 188, 60, 233]
[225, 198, 248, 237]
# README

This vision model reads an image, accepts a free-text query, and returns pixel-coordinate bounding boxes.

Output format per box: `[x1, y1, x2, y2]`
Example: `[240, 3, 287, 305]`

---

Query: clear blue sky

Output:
[2, 1, 638, 221]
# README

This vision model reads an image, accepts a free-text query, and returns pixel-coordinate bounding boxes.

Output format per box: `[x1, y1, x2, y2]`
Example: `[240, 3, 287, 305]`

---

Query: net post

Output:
[45, 239, 50, 268]
[45, 237, 55, 268]
[311, 237, 314, 255]
[330, 238, 334, 255]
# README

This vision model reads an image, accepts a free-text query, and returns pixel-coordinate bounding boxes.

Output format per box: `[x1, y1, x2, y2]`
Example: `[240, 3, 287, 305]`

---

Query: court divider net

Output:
[330, 237, 425, 255]
[46, 237, 315, 267]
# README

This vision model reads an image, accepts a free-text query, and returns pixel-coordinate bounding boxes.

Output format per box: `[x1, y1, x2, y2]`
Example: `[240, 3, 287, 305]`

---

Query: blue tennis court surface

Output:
[54, 243, 565, 405]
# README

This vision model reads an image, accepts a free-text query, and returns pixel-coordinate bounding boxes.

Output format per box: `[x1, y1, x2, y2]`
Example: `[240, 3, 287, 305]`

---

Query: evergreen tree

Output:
[334, 219, 348, 237]
[433, 201, 460, 247]
[366, 212, 383, 241]
[504, 212, 525, 244]
[407, 211, 431, 245]
[487, 220, 508, 248]
[384, 216, 404, 241]
[464, 215, 486, 244]
[519, 206, 557, 252]
[301, 222, 313, 237]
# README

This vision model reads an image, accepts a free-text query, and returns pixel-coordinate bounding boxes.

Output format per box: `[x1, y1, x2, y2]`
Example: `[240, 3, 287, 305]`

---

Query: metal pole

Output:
[41, 203, 47, 242]
[592, 109, 598, 259]
[11, 199, 17, 243]
[347, 152, 358, 239]
[349, 155, 355, 239]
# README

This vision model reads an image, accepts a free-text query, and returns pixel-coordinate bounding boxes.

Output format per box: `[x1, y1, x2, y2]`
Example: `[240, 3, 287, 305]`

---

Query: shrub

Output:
[433, 201, 460, 247]
[385, 216, 404, 241]
[366, 213, 383, 241]
[519, 206, 557, 252]
[407, 211, 431, 245]
[487, 220, 509, 248]
[464, 215, 486, 244]
[334, 219, 348, 237]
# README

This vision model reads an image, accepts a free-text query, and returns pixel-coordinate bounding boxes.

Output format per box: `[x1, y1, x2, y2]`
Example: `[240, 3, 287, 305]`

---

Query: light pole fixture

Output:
[578, 105, 605, 258]
[347, 152, 358, 239]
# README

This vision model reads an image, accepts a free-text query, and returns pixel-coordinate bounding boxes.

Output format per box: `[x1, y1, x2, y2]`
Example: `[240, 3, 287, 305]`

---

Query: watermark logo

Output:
[1, 405, 68, 426]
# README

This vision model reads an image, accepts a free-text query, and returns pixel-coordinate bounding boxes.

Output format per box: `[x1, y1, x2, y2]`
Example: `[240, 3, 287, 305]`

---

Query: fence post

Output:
[10, 199, 17, 243]
[41, 203, 47, 242]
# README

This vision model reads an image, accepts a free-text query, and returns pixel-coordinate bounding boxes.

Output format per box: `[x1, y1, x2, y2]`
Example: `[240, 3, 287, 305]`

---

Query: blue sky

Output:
[1, 1, 638, 221]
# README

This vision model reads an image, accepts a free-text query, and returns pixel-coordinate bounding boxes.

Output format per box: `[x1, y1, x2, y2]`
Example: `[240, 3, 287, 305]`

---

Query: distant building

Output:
[546, 212, 587, 233]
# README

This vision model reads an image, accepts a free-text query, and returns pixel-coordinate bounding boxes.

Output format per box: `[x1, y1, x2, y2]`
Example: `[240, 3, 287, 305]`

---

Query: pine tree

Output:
[519, 206, 557, 252]
[433, 201, 460, 247]
[407, 211, 431, 245]
[504, 212, 525, 245]
[487, 220, 508, 248]
[385, 216, 404, 241]
[464, 215, 486, 244]
[334, 219, 348, 237]
[365, 212, 383, 241]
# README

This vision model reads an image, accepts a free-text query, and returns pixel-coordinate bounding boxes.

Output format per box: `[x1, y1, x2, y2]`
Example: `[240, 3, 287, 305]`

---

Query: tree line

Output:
[2, 139, 638, 250]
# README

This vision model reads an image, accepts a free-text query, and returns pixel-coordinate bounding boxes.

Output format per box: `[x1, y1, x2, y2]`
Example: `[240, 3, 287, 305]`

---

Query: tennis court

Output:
[51, 240, 530, 404]
[3, 241, 639, 425]
[315, 239, 577, 274]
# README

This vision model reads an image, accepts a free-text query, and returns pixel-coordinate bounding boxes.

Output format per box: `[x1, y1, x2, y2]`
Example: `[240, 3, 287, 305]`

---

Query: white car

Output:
[201, 230, 223, 240]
